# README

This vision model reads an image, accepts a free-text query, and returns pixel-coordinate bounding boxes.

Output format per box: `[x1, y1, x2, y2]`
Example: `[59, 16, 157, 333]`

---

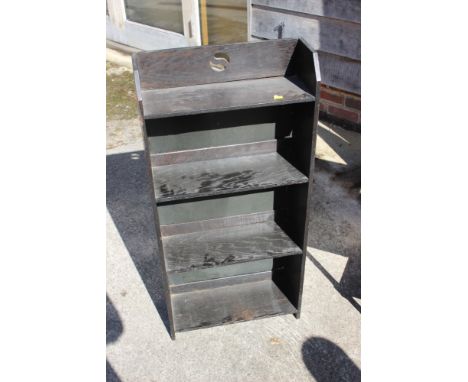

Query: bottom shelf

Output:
[171, 274, 296, 332]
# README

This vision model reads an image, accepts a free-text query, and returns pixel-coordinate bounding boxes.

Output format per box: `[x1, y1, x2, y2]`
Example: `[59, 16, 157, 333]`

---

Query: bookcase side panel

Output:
[133, 57, 177, 339]
[128, 39, 322, 336]
[144, 124, 178, 338]
[273, 93, 320, 315]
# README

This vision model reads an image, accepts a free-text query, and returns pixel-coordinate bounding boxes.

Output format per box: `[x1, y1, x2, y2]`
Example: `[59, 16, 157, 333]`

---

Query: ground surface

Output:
[106, 52, 361, 382]
[106, 62, 140, 149]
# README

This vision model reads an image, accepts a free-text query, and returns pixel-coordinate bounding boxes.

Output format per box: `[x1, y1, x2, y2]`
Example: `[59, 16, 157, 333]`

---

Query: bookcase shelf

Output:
[132, 38, 321, 339]
[163, 218, 302, 274]
[141, 76, 315, 119]
[153, 152, 308, 203]
[171, 273, 297, 332]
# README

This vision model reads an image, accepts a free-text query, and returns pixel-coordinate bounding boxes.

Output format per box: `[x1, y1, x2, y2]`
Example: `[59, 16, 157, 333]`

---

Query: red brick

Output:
[319, 102, 327, 112]
[321, 89, 344, 104]
[328, 105, 359, 123]
[345, 96, 361, 110]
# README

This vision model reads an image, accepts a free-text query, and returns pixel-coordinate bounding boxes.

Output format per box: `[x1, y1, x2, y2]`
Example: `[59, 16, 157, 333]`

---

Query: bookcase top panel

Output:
[141, 76, 314, 119]
[134, 39, 298, 91]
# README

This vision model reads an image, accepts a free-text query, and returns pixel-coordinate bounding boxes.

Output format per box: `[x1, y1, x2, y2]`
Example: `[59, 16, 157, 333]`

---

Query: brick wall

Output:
[319, 85, 361, 131]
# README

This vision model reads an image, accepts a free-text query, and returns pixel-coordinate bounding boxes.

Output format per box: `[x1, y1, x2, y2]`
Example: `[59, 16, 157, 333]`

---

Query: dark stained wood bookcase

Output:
[132, 38, 321, 339]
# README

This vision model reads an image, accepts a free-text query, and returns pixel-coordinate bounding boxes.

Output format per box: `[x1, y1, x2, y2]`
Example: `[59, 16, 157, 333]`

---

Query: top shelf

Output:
[141, 76, 315, 119]
[133, 38, 320, 119]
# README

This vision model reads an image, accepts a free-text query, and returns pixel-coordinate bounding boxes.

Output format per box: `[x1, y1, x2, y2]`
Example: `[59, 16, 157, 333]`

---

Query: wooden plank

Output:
[168, 259, 273, 286]
[132, 56, 177, 339]
[145, 105, 296, 154]
[151, 140, 277, 166]
[153, 152, 308, 202]
[171, 276, 297, 332]
[163, 220, 302, 273]
[171, 270, 271, 294]
[147, 121, 277, 155]
[251, 7, 360, 60]
[272, 49, 321, 318]
[252, 0, 361, 23]
[161, 210, 274, 236]
[157, 191, 274, 225]
[318, 51, 361, 94]
[135, 38, 297, 90]
[141, 76, 315, 119]
[286, 40, 322, 101]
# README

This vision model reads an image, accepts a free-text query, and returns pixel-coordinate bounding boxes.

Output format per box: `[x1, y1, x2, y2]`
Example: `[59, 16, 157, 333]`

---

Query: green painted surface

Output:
[168, 259, 273, 285]
[148, 123, 276, 153]
[158, 191, 274, 225]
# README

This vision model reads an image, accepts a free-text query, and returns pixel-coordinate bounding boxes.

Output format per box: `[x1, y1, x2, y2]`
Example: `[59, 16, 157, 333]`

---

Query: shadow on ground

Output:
[106, 150, 171, 335]
[107, 295, 123, 344]
[302, 337, 360, 382]
[306, 161, 361, 312]
[316, 122, 361, 194]
[106, 295, 123, 382]
[307, 122, 361, 312]
[307, 250, 361, 312]
[106, 360, 122, 382]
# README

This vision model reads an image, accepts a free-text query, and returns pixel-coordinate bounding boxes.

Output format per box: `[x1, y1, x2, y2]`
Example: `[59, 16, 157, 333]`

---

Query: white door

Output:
[107, 0, 201, 50]
[107, 0, 249, 50]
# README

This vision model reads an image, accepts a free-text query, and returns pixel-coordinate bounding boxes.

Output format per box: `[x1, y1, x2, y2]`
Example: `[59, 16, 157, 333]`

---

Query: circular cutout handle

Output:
[209, 52, 230, 72]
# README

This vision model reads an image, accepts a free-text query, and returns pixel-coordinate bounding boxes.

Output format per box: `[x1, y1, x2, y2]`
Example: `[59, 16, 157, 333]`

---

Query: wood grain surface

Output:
[251, 8, 360, 61]
[171, 276, 296, 332]
[141, 76, 315, 119]
[135, 39, 297, 90]
[153, 152, 308, 202]
[163, 220, 302, 273]
[252, 0, 361, 23]
[317, 51, 360, 94]
[249, 4, 360, 94]
[151, 140, 277, 166]
[168, 259, 274, 287]
[160, 210, 275, 236]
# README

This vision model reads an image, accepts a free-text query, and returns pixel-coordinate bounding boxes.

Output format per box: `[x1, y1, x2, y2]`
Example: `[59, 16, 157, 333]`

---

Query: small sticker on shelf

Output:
[273, 95, 284, 100]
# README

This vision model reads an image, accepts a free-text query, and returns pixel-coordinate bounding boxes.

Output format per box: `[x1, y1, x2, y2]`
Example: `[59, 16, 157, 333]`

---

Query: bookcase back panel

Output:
[135, 39, 297, 90]
[145, 106, 298, 155]
[168, 259, 273, 286]
[151, 140, 278, 167]
[148, 123, 276, 154]
[158, 191, 274, 226]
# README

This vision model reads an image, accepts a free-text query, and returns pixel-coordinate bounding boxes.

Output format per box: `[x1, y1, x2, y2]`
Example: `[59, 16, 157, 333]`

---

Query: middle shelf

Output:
[153, 152, 308, 203]
[162, 218, 302, 274]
